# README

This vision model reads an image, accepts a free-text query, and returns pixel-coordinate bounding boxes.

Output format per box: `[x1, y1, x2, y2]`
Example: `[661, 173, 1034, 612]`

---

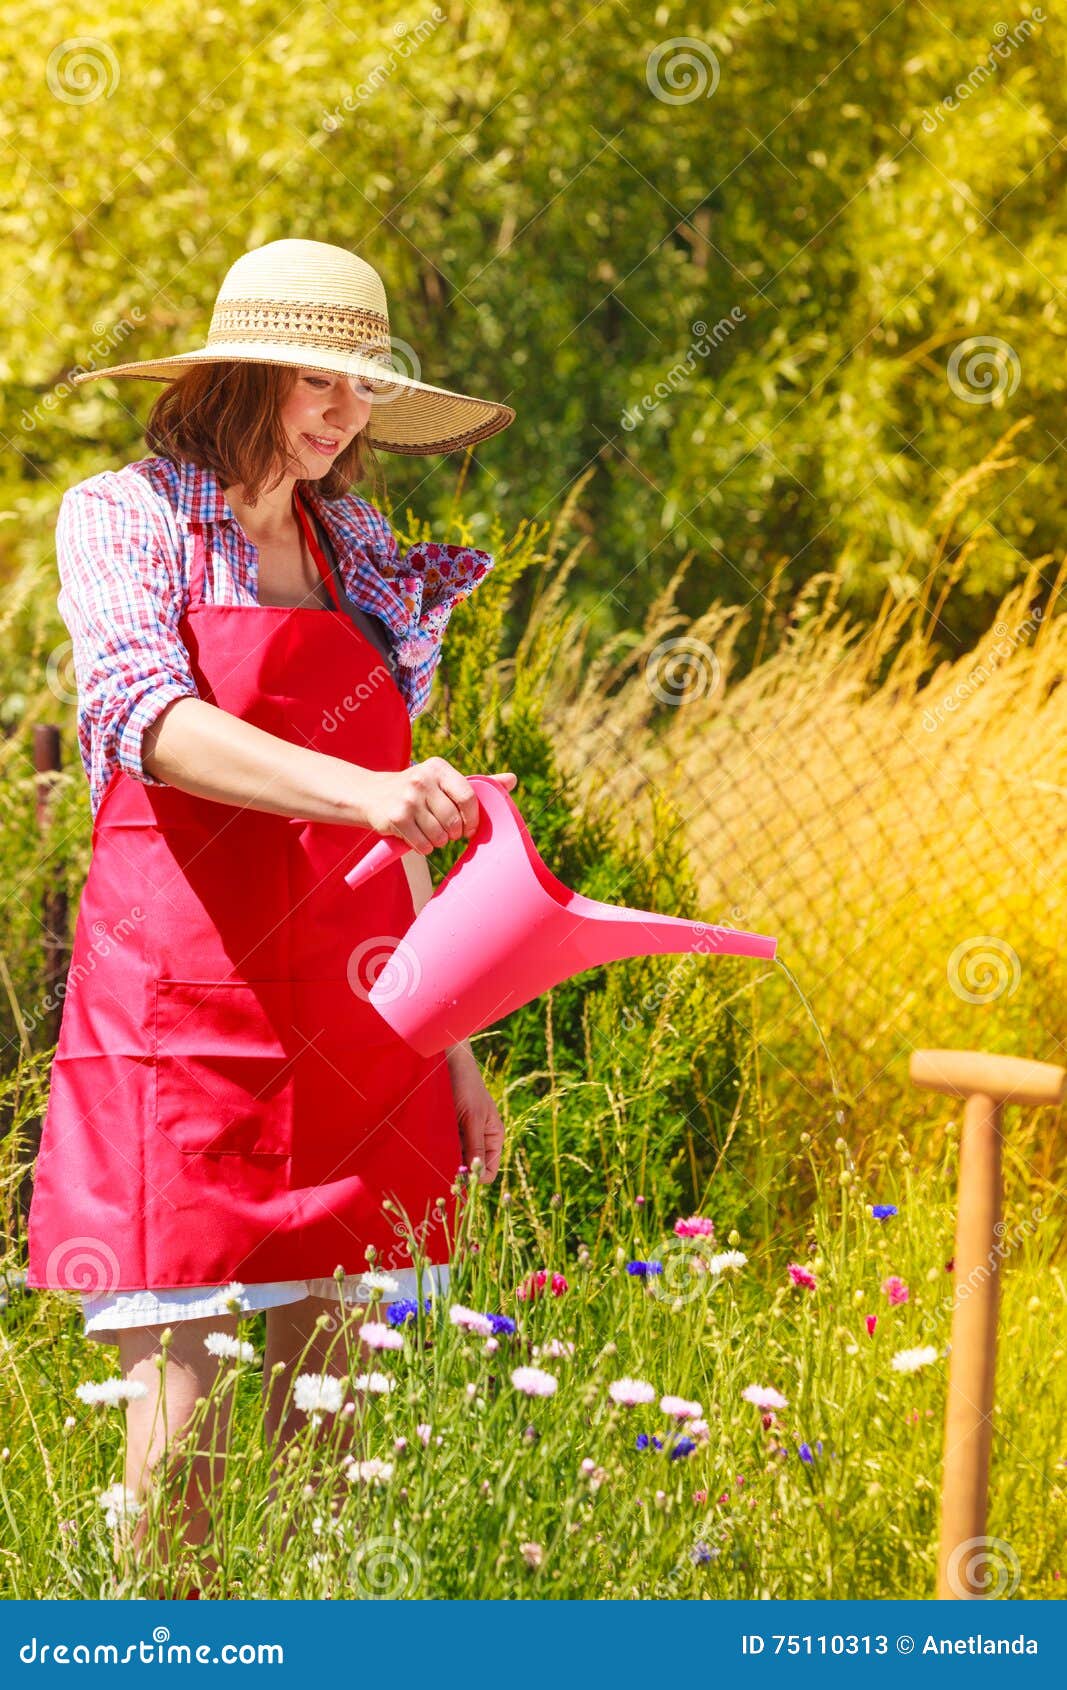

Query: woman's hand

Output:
[358, 758, 517, 854]
[446, 1042, 504, 1183]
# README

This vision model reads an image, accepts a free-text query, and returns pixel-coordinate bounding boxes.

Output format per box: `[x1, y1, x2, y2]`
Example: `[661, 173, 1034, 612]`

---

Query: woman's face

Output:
[279, 368, 376, 476]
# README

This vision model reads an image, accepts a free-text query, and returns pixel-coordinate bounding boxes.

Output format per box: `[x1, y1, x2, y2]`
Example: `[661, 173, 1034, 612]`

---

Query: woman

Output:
[26, 237, 517, 1569]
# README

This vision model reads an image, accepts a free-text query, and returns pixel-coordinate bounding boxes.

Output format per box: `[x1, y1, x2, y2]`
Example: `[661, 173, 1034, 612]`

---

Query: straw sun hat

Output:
[70, 237, 515, 456]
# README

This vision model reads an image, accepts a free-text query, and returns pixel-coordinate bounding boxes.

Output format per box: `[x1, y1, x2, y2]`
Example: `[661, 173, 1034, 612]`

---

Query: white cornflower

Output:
[707, 1250, 747, 1274]
[75, 1379, 149, 1408]
[221, 1282, 248, 1313]
[890, 1345, 940, 1374]
[537, 1338, 576, 1360]
[293, 1374, 345, 1416]
[203, 1332, 256, 1363]
[98, 1483, 143, 1530]
[607, 1377, 656, 1407]
[352, 1271, 401, 1300]
[353, 1371, 394, 1394]
[449, 1304, 494, 1337]
[348, 1458, 394, 1485]
[356, 1321, 404, 1352]
[660, 1394, 703, 1421]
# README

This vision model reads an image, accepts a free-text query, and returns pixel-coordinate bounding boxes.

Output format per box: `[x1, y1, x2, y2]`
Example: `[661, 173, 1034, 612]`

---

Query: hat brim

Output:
[69, 345, 514, 456]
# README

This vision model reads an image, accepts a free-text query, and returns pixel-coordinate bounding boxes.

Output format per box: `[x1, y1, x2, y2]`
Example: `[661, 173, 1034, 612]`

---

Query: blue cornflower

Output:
[690, 1540, 720, 1564]
[669, 1437, 697, 1461]
[626, 1260, 664, 1277]
[386, 1297, 432, 1326]
[871, 1204, 898, 1220]
[635, 1433, 664, 1451]
[487, 1313, 517, 1336]
[798, 1440, 824, 1464]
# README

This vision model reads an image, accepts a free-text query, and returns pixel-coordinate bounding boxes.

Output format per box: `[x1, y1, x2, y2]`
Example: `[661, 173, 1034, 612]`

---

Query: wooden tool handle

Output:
[910, 1049, 1065, 1107]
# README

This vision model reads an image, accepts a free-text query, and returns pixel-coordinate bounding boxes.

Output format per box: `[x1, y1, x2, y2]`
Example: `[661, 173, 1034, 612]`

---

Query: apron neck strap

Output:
[293, 489, 343, 612]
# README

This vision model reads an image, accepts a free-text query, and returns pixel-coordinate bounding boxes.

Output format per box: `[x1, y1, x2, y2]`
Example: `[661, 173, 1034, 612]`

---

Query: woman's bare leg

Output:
[118, 1314, 239, 1591]
[262, 1295, 381, 1453]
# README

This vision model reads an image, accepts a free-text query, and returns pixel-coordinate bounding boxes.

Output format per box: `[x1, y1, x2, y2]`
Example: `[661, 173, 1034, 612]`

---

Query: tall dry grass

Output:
[521, 439, 1067, 1192]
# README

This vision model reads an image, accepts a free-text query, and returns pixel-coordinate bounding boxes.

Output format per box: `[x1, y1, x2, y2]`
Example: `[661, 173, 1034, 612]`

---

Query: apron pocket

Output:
[153, 978, 295, 1157]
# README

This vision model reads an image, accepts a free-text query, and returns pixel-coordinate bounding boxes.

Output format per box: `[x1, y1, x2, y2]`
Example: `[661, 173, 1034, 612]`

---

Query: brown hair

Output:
[143, 360, 384, 506]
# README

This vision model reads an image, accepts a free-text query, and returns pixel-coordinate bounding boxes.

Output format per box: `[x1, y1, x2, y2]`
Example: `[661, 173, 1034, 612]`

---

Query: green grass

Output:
[1, 1101, 1063, 1600]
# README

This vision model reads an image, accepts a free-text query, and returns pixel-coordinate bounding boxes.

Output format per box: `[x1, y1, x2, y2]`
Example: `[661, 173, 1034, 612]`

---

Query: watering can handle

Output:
[343, 774, 509, 892]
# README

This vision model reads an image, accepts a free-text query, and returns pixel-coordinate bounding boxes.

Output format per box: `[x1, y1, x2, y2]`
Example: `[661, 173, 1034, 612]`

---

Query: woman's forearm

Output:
[141, 694, 378, 826]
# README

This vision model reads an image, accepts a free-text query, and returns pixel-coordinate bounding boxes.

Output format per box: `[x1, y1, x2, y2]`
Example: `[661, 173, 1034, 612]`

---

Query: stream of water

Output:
[772, 956, 855, 1170]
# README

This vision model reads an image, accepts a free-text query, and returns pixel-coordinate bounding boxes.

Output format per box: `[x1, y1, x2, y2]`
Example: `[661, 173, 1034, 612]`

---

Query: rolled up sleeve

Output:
[56, 479, 199, 793]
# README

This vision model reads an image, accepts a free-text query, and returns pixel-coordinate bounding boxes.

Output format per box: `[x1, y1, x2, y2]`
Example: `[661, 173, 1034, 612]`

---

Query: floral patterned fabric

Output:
[55, 454, 495, 815]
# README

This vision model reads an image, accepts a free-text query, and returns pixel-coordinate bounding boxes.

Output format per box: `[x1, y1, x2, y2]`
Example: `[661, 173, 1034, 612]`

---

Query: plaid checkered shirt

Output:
[55, 455, 495, 816]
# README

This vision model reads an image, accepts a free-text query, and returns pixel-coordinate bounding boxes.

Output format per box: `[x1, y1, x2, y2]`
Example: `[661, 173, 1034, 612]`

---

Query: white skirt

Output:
[82, 1265, 451, 1344]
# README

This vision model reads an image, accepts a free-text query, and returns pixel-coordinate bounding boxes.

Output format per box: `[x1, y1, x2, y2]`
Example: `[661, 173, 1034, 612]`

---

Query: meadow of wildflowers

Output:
[1, 1123, 1063, 1600]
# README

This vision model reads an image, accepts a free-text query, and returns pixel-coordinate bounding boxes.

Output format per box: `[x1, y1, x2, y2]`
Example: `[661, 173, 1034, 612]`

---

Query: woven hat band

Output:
[207, 296, 393, 360]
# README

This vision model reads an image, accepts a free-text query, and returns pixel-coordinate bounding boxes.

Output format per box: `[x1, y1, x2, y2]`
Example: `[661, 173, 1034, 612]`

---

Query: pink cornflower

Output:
[866, 1314, 878, 1337]
[357, 1321, 404, 1352]
[882, 1275, 909, 1306]
[660, 1394, 703, 1421]
[449, 1304, 495, 1337]
[741, 1384, 788, 1411]
[515, 1269, 569, 1302]
[674, 1216, 715, 1239]
[608, 1377, 656, 1407]
[510, 1366, 558, 1398]
[787, 1262, 817, 1290]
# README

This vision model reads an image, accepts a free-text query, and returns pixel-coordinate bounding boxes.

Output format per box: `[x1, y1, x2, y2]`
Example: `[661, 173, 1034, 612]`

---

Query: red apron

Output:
[27, 492, 463, 1295]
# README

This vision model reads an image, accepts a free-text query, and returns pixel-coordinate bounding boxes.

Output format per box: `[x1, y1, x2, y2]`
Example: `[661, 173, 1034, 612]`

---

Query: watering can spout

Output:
[344, 775, 777, 1056]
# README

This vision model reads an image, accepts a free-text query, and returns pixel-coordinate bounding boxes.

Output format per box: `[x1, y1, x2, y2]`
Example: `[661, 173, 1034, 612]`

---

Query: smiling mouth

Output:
[302, 433, 343, 453]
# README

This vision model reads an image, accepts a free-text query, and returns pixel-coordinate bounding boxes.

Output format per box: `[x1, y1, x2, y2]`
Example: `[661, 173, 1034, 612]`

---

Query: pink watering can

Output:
[344, 775, 777, 1057]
